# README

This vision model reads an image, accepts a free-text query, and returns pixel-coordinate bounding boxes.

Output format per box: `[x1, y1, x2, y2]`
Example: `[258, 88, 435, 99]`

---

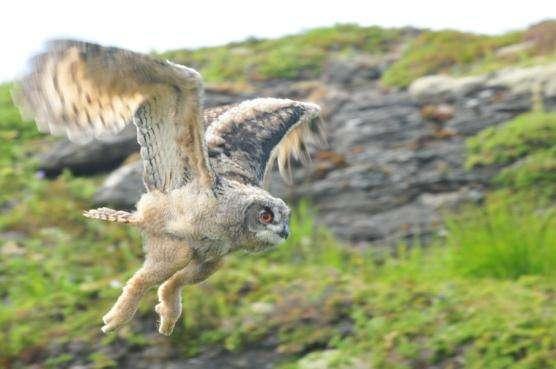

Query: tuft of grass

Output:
[444, 192, 556, 279]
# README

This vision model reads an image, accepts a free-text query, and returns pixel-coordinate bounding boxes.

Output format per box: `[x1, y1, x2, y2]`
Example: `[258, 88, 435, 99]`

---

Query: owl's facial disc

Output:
[247, 200, 290, 248]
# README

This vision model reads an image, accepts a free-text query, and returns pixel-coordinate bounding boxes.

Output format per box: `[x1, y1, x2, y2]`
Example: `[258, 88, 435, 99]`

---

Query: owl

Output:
[14, 40, 323, 335]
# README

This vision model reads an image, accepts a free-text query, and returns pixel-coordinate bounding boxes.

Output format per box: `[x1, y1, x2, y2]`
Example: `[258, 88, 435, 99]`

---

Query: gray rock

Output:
[93, 161, 143, 210]
[120, 347, 281, 369]
[323, 56, 386, 87]
[39, 125, 139, 177]
[409, 63, 556, 105]
[298, 350, 371, 369]
[409, 75, 487, 103]
[486, 64, 556, 96]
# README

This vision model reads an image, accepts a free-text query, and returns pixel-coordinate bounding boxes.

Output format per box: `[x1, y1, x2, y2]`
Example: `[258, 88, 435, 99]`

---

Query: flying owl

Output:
[14, 40, 324, 335]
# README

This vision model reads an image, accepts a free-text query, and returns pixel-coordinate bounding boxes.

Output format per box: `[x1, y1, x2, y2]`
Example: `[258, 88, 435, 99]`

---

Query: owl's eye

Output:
[258, 209, 274, 224]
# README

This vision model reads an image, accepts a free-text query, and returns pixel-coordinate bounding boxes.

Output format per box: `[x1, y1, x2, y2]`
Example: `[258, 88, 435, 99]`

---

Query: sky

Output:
[1, 0, 555, 82]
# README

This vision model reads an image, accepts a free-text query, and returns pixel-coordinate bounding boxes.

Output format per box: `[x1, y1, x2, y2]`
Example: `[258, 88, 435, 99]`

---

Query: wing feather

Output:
[205, 98, 324, 186]
[14, 40, 214, 192]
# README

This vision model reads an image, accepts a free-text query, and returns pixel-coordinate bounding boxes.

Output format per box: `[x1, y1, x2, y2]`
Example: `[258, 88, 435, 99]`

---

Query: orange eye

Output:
[259, 209, 274, 224]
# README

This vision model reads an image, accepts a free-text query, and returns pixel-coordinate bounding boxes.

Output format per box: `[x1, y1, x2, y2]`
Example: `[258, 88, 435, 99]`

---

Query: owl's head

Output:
[241, 193, 291, 252]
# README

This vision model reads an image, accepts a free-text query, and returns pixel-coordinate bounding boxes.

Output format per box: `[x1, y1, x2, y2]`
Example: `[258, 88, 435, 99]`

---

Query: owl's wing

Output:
[205, 98, 324, 186]
[203, 104, 237, 128]
[14, 39, 214, 192]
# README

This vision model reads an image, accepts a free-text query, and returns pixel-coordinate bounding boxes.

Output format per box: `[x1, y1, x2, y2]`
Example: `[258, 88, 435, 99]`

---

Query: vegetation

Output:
[445, 192, 555, 279]
[160, 24, 402, 82]
[0, 78, 555, 368]
[1, 21, 556, 368]
[466, 111, 556, 198]
[157, 21, 556, 88]
[382, 30, 523, 87]
[382, 19, 556, 87]
[495, 148, 556, 198]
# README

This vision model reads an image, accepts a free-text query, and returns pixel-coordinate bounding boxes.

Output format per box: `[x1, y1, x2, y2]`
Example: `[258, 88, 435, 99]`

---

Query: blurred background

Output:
[1, 1, 555, 368]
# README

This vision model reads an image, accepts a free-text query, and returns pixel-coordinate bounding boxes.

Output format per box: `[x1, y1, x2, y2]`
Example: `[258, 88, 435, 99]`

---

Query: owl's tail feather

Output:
[83, 207, 138, 224]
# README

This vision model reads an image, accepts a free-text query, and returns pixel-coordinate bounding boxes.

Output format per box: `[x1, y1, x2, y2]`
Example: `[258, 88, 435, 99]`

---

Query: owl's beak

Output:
[278, 224, 290, 239]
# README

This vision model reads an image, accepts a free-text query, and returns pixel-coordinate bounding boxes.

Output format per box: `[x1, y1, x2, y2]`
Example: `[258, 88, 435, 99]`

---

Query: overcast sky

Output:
[1, 0, 555, 82]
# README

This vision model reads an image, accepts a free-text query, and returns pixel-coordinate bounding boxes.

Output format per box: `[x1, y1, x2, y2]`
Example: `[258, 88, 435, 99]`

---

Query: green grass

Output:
[454, 111, 556, 280]
[381, 30, 524, 87]
[467, 112, 556, 168]
[466, 111, 556, 198]
[0, 138, 554, 369]
[160, 24, 402, 82]
[158, 23, 556, 87]
[445, 192, 556, 279]
[495, 148, 556, 198]
[381, 26, 556, 88]
[2, 172, 555, 369]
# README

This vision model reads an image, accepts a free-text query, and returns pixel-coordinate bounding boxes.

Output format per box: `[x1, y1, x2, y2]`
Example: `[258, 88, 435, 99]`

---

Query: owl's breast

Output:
[191, 237, 232, 262]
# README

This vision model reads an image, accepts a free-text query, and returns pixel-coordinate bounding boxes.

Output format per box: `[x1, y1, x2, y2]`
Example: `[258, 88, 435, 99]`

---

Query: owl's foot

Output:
[155, 301, 182, 336]
[101, 303, 137, 333]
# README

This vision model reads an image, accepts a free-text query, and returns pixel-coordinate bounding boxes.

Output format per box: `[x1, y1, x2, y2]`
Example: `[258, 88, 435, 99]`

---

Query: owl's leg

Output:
[101, 239, 193, 333]
[155, 258, 223, 335]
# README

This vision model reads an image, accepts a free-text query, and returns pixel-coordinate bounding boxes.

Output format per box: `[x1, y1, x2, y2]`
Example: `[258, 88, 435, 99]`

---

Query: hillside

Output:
[1, 21, 556, 369]
[159, 21, 556, 86]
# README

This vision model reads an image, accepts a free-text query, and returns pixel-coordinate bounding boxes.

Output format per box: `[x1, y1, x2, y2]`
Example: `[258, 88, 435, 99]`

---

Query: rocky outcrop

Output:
[42, 62, 556, 245]
[93, 161, 144, 209]
[38, 125, 139, 177]
[409, 64, 556, 105]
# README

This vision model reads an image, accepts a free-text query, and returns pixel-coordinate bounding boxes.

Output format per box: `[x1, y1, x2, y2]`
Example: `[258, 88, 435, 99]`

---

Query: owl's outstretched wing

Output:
[205, 98, 324, 186]
[14, 39, 214, 192]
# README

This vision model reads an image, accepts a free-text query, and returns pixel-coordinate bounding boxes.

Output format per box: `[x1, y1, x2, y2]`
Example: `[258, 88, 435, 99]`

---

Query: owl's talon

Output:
[101, 304, 135, 333]
[155, 302, 181, 336]
[101, 316, 129, 333]
[158, 317, 177, 336]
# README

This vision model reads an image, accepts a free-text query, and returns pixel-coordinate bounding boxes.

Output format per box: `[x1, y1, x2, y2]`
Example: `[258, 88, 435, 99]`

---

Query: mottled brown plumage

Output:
[14, 39, 324, 335]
